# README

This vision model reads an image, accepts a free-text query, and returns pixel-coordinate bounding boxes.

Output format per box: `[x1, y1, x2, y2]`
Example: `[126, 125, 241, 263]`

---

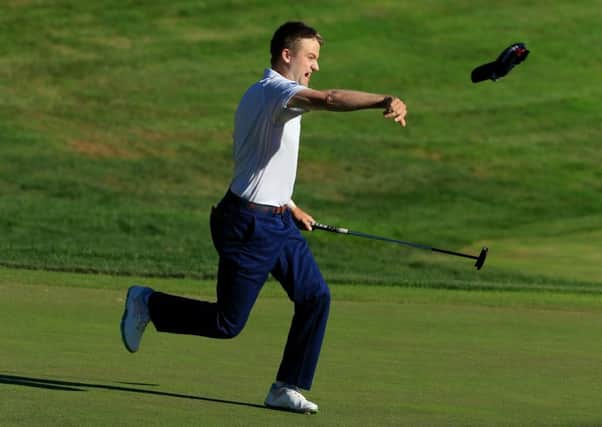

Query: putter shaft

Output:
[312, 222, 487, 270]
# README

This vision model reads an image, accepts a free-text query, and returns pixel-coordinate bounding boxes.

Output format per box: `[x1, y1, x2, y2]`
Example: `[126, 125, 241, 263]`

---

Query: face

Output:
[284, 37, 320, 86]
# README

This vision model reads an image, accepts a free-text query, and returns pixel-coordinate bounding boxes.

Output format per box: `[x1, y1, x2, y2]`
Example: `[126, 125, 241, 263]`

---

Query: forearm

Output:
[323, 90, 391, 112]
[289, 88, 406, 126]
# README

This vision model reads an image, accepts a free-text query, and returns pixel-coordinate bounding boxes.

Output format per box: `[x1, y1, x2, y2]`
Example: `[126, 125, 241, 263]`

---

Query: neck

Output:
[272, 63, 292, 80]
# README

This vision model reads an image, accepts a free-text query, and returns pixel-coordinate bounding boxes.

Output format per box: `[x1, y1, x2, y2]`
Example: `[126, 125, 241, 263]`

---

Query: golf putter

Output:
[313, 222, 488, 270]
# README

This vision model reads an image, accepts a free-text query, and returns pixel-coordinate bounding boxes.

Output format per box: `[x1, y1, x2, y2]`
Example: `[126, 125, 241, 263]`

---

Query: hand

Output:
[290, 205, 315, 231]
[383, 96, 407, 127]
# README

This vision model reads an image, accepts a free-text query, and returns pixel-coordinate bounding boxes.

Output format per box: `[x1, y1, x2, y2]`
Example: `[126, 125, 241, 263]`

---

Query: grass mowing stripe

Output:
[2, 264, 602, 311]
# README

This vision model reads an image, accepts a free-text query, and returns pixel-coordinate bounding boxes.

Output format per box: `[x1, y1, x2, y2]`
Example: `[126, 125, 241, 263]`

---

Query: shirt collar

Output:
[264, 68, 294, 83]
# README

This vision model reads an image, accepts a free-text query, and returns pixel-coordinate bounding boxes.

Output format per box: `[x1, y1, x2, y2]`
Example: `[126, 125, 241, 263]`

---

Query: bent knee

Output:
[217, 317, 246, 339]
[221, 328, 241, 339]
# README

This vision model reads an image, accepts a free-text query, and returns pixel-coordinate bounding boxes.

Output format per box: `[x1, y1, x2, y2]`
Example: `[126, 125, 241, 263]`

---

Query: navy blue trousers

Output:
[148, 192, 330, 390]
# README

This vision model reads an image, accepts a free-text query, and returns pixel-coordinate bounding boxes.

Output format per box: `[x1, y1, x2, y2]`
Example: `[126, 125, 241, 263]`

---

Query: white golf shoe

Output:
[120, 285, 153, 353]
[264, 382, 319, 414]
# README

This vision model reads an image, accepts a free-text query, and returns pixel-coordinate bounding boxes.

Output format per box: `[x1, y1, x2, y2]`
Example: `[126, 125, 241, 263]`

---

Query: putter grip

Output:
[313, 222, 349, 234]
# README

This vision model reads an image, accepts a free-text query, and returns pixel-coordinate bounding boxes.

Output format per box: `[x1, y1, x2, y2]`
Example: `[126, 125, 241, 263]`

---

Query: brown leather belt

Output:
[225, 190, 288, 215]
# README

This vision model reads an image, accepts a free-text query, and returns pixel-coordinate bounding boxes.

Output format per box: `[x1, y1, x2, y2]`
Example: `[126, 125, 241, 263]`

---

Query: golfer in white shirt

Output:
[121, 21, 407, 414]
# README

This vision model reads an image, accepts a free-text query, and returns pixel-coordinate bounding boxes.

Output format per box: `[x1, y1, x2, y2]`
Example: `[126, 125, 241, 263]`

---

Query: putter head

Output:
[474, 247, 488, 270]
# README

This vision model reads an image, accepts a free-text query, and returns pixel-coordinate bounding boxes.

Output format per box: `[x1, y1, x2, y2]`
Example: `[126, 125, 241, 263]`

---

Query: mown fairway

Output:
[3, 269, 602, 426]
[1, 1, 602, 426]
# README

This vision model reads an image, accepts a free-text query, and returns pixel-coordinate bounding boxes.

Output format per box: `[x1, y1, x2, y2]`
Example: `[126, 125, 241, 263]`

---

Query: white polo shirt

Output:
[230, 68, 307, 206]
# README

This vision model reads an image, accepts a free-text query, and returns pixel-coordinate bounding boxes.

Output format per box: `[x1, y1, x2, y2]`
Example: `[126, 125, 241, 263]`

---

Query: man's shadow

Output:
[0, 373, 266, 411]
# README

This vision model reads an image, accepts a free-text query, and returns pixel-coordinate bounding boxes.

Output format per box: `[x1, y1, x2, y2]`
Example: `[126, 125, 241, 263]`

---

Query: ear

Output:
[281, 48, 293, 65]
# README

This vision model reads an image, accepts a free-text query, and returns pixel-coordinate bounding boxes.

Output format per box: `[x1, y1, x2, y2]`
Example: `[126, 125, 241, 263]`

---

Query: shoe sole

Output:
[264, 403, 318, 415]
[120, 287, 136, 353]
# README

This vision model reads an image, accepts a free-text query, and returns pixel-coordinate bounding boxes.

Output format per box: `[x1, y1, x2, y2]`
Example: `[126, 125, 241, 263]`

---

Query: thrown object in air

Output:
[471, 43, 530, 83]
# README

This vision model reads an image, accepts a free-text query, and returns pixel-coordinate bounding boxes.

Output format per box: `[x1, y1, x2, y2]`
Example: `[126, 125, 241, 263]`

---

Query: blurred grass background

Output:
[1, 0, 601, 287]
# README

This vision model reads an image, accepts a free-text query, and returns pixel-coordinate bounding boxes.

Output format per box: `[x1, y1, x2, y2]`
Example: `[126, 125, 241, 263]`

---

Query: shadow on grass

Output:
[0, 374, 266, 410]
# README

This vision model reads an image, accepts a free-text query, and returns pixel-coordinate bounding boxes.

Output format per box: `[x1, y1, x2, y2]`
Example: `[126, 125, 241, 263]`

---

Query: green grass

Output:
[3, 267, 602, 426]
[1, 1, 601, 286]
[1, 3, 602, 424]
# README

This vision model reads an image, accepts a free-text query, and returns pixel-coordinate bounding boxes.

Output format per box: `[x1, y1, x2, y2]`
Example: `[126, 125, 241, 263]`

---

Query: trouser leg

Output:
[148, 204, 274, 339]
[271, 227, 331, 390]
[148, 254, 267, 338]
[148, 292, 223, 337]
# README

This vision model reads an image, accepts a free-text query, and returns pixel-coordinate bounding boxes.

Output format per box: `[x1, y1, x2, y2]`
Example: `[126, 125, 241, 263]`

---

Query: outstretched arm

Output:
[289, 88, 407, 126]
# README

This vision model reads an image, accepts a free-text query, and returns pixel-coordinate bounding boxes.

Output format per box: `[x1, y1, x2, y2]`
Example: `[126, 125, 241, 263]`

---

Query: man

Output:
[120, 21, 407, 414]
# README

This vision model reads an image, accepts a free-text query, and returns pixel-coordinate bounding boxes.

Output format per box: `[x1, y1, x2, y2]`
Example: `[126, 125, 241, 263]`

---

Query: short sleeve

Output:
[263, 74, 307, 124]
